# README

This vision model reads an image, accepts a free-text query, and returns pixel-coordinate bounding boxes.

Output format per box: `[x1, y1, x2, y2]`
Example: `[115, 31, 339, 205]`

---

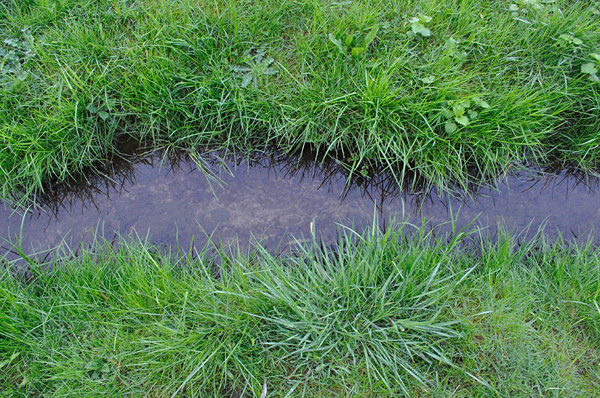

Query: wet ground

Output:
[2, 146, 600, 259]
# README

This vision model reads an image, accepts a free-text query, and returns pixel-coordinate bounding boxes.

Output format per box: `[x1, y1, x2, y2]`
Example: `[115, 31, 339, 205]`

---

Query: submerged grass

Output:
[1, 0, 600, 202]
[1, 223, 599, 396]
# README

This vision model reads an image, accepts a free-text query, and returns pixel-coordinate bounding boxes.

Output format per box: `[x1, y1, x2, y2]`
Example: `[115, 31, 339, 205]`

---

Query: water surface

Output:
[2, 148, 600, 259]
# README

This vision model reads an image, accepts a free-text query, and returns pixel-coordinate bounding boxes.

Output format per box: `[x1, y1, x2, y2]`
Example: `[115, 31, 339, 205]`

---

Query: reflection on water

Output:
[2, 144, 600, 261]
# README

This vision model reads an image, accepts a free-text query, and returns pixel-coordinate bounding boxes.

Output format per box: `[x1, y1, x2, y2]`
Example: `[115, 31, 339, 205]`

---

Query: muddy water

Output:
[2, 148, 600, 259]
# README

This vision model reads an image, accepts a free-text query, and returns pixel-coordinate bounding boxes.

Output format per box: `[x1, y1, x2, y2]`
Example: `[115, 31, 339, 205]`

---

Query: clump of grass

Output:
[0, 223, 473, 396]
[1, 0, 599, 203]
[1, 222, 599, 396]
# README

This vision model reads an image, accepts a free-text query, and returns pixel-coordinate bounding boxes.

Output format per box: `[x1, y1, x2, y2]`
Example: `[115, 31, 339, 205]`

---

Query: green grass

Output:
[1, 0, 600, 203]
[1, 2, 600, 395]
[1, 223, 599, 397]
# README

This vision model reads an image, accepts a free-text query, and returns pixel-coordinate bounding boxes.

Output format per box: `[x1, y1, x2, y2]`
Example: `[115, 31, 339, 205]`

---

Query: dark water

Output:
[2, 146, 600, 260]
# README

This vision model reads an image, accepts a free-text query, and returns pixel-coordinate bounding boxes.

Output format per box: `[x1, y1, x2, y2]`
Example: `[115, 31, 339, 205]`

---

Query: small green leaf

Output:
[444, 37, 458, 56]
[98, 111, 110, 121]
[509, 4, 519, 11]
[452, 104, 466, 117]
[85, 361, 99, 370]
[3, 38, 20, 48]
[15, 70, 28, 81]
[411, 22, 431, 37]
[86, 103, 98, 113]
[351, 47, 365, 58]
[363, 24, 380, 49]
[445, 121, 458, 134]
[345, 34, 354, 49]
[590, 53, 600, 62]
[241, 74, 253, 88]
[467, 110, 478, 119]
[328, 33, 346, 55]
[455, 115, 470, 126]
[231, 65, 251, 73]
[442, 108, 453, 119]
[419, 75, 435, 84]
[473, 96, 490, 108]
[582, 62, 598, 75]
[559, 33, 582, 45]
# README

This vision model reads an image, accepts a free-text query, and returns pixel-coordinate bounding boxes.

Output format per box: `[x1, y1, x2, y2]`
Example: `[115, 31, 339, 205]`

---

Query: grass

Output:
[1, 1, 600, 396]
[1, 0, 600, 203]
[1, 222, 599, 397]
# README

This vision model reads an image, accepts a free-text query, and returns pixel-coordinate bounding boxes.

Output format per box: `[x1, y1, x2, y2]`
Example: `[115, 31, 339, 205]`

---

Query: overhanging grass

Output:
[1, 0, 599, 203]
[1, 223, 599, 396]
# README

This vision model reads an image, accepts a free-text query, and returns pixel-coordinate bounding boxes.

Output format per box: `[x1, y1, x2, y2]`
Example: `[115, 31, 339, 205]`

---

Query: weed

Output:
[231, 47, 278, 89]
[559, 33, 584, 46]
[582, 53, 600, 82]
[408, 14, 432, 37]
[442, 96, 490, 134]
[0, 29, 34, 88]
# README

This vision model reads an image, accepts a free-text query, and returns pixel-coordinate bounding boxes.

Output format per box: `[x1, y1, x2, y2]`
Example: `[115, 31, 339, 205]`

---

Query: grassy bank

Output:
[2, 1, 600, 396]
[1, 0, 600, 202]
[1, 224, 599, 397]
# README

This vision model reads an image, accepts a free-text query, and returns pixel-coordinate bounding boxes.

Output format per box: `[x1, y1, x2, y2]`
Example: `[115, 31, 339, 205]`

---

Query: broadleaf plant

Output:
[441, 96, 490, 133]
[231, 47, 278, 89]
[328, 24, 380, 59]
[558, 33, 583, 46]
[0, 30, 35, 89]
[409, 15, 432, 37]
[444, 37, 467, 62]
[581, 53, 600, 82]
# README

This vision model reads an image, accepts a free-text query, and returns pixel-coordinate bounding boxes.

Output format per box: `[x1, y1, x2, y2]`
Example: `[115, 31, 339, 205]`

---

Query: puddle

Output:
[2, 147, 600, 260]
